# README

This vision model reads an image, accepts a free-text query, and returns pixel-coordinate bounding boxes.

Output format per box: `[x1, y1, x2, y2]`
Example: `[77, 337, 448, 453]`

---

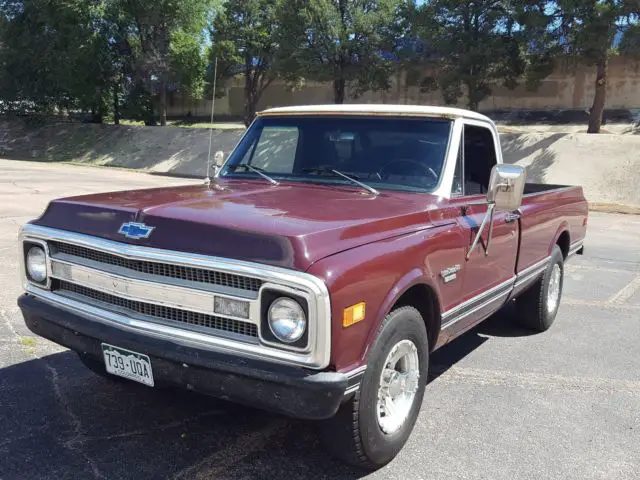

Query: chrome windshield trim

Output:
[20, 224, 332, 369]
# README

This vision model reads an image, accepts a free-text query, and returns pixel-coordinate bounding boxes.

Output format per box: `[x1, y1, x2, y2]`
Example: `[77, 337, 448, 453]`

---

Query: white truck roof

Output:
[258, 104, 494, 123]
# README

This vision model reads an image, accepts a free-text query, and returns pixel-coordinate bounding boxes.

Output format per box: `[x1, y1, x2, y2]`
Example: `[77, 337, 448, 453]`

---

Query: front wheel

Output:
[319, 306, 429, 470]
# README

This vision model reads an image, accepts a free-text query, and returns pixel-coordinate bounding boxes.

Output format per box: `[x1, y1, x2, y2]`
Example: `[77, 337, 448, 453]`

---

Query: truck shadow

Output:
[429, 302, 536, 382]
[1, 307, 532, 480]
[0, 351, 363, 479]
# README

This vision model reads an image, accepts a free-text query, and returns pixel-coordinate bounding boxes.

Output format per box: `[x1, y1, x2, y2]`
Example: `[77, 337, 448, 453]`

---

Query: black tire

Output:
[515, 245, 565, 332]
[319, 306, 429, 470]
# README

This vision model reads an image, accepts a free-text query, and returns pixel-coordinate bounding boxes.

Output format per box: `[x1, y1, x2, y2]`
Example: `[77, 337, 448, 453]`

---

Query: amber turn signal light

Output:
[343, 302, 366, 327]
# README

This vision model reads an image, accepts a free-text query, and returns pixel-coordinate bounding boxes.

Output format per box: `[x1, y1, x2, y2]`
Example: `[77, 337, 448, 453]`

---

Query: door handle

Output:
[505, 212, 520, 223]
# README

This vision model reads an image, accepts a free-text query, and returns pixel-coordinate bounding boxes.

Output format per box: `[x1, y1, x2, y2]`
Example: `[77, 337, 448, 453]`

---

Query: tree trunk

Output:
[158, 78, 167, 126]
[244, 77, 256, 126]
[113, 82, 120, 125]
[333, 78, 346, 104]
[587, 57, 608, 134]
[244, 97, 256, 126]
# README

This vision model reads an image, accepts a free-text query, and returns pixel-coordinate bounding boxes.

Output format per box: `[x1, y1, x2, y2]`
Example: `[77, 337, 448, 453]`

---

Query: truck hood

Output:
[33, 179, 442, 270]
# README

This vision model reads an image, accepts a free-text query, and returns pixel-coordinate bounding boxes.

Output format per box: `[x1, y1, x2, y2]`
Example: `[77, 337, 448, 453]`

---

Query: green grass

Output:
[20, 336, 37, 355]
[115, 119, 245, 130]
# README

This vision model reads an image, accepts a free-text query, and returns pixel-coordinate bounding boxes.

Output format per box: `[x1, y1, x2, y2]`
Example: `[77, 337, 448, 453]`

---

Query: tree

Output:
[0, 0, 115, 118]
[415, 0, 555, 111]
[548, 1, 639, 133]
[277, 0, 403, 104]
[209, 0, 280, 126]
[115, 0, 218, 125]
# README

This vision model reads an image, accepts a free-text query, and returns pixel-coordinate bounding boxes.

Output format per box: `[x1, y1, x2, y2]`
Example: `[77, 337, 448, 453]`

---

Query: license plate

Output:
[101, 343, 154, 387]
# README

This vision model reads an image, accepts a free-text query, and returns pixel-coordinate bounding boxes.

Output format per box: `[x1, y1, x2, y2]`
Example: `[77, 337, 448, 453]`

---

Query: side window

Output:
[462, 125, 497, 195]
[452, 130, 464, 196]
[244, 126, 299, 173]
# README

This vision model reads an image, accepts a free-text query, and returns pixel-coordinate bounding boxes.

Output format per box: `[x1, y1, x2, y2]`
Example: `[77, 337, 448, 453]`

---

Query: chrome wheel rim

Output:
[547, 263, 562, 315]
[376, 339, 420, 435]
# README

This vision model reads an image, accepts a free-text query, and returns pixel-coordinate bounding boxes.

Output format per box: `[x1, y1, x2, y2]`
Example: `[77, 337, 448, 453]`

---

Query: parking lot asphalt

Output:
[1, 159, 639, 480]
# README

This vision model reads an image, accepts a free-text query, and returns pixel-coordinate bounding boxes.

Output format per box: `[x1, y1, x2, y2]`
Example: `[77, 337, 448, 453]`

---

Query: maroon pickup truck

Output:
[18, 105, 587, 469]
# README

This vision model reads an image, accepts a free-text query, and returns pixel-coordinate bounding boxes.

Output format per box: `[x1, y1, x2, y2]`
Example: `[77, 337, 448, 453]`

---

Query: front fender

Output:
[306, 224, 461, 372]
[360, 268, 441, 362]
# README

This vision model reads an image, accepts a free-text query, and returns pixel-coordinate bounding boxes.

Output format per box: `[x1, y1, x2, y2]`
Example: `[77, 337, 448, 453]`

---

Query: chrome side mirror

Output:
[487, 164, 526, 211]
[466, 164, 526, 260]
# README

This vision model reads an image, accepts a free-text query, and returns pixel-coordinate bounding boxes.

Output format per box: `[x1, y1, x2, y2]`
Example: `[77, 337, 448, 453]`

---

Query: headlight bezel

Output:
[23, 239, 50, 288]
[260, 288, 310, 351]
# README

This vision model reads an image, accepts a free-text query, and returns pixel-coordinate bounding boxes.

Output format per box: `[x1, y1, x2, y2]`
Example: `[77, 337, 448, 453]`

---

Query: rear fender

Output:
[550, 221, 570, 256]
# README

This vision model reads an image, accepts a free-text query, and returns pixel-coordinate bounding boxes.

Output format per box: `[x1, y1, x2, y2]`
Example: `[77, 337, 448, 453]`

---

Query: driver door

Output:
[445, 122, 518, 335]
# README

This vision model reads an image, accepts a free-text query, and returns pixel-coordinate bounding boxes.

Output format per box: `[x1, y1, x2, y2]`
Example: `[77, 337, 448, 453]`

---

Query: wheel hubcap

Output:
[376, 339, 420, 435]
[547, 263, 562, 315]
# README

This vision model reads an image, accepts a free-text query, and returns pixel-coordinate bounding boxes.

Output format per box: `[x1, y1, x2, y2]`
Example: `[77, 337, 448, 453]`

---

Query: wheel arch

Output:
[552, 223, 571, 260]
[361, 269, 442, 361]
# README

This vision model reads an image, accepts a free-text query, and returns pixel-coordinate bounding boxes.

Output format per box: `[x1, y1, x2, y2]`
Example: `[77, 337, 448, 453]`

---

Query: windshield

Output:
[220, 115, 452, 193]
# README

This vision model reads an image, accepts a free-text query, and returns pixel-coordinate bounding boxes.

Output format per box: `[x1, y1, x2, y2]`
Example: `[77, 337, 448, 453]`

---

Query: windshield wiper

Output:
[231, 164, 279, 185]
[301, 167, 379, 196]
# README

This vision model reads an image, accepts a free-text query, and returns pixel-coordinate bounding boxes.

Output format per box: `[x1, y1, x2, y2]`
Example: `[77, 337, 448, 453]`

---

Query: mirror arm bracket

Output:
[466, 202, 495, 260]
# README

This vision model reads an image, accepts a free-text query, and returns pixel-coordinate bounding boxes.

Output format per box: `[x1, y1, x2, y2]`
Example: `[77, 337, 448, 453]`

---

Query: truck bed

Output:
[517, 183, 588, 273]
[523, 183, 576, 195]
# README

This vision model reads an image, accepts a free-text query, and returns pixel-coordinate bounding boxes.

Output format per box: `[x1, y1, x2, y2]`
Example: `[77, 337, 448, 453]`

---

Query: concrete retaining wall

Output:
[1, 120, 638, 206]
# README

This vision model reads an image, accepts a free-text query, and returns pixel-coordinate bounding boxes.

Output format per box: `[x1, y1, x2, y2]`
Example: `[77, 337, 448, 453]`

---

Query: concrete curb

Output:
[588, 203, 640, 215]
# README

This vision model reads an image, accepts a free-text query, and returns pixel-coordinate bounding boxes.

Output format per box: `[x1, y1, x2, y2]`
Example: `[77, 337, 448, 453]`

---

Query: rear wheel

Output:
[319, 306, 429, 470]
[515, 245, 564, 332]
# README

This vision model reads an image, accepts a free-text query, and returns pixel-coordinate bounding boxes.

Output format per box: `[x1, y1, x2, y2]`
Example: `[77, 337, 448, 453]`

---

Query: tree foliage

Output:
[0, 0, 218, 124]
[0, 0, 113, 118]
[0, 0, 639, 133]
[414, 0, 560, 111]
[544, 1, 640, 132]
[276, 0, 403, 104]
[209, 0, 280, 125]
[114, 0, 219, 125]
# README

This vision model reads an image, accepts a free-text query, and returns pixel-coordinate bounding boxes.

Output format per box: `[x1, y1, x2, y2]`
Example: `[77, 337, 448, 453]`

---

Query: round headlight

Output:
[26, 246, 47, 283]
[268, 297, 306, 344]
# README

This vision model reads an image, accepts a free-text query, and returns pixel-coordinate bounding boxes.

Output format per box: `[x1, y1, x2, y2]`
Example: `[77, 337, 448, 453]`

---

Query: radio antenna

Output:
[204, 56, 218, 186]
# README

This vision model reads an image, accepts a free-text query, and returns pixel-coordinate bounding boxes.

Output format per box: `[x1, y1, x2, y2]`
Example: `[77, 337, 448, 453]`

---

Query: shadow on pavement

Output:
[1, 306, 534, 480]
[0, 351, 364, 480]
[429, 303, 536, 382]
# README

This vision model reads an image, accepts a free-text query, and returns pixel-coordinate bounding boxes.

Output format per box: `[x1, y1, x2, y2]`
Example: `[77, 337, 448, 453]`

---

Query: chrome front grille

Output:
[55, 280, 258, 339]
[21, 224, 332, 369]
[50, 241, 263, 292]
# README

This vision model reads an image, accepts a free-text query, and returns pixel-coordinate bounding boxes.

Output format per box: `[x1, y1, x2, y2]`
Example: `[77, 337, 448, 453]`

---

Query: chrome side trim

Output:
[343, 365, 367, 396]
[20, 224, 332, 370]
[568, 240, 584, 257]
[344, 384, 361, 395]
[442, 276, 515, 324]
[441, 288, 512, 331]
[514, 256, 551, 289]
[345, 365, 367, 378]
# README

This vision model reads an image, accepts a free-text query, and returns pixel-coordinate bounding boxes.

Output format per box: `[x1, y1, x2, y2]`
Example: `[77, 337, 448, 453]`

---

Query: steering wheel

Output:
[378, 159, 439, 185]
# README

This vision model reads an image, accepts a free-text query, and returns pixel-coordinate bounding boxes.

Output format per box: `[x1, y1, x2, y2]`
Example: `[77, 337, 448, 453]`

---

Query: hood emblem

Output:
[118, 222, 154, 240]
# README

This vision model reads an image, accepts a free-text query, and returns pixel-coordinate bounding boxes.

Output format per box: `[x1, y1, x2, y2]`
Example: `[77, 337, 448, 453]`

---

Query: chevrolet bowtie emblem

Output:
[118, 222, 154, 240]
